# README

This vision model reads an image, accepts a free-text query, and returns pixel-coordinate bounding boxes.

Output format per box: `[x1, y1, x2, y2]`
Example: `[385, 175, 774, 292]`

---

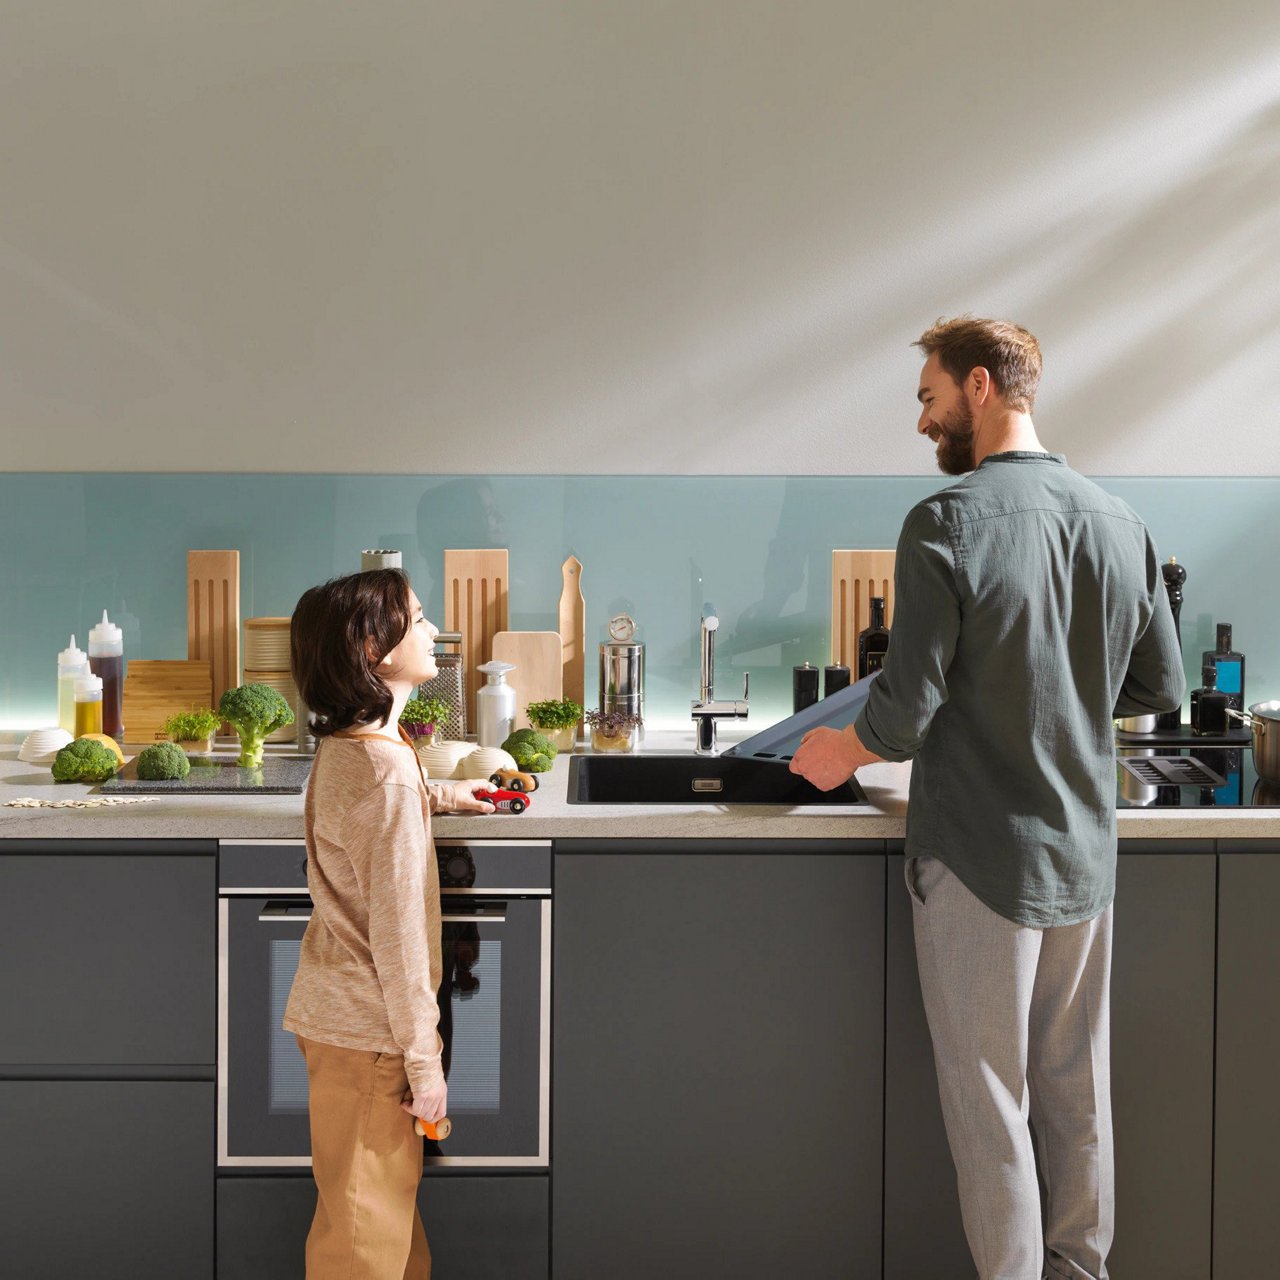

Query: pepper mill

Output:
[1155, 557, 1187, 733]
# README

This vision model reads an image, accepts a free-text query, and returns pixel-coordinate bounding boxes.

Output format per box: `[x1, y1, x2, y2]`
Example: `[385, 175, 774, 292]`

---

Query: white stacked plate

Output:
[242, 669, 301, 743]
[19, 727, 74, 764]
[243, 618, 292, 672]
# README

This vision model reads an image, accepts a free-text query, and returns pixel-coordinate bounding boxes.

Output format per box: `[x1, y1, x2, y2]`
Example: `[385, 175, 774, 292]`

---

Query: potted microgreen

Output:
[584, 707, 643, 754]
[400, 695, 452, 749]
[162, 707, 223, 756]
[526, 698, 584, 752]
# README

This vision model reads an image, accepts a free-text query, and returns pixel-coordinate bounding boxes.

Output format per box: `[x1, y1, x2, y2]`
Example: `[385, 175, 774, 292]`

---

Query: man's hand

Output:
[789, 724, 880, 790]
[445, 780, 497, 815]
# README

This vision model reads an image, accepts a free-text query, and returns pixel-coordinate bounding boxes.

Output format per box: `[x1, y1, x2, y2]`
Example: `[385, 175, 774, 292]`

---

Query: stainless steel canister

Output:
[599, 641, 644, 725]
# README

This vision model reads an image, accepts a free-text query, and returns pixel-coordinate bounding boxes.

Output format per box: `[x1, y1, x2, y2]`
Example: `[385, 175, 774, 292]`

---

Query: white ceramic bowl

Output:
[19, 727, 74, 764]
[415, 740, 477, 779]
[460, 747, 517, 781]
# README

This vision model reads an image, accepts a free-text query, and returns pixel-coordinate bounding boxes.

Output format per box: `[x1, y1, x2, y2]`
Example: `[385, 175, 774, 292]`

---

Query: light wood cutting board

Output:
[122, 660, 213, 743]
[491, 631, 563, 731]
[187, 551, 241, 712]
[443, 549, 509, 731]
[831, 550, 896, 669]
[558, 555, 585, 722]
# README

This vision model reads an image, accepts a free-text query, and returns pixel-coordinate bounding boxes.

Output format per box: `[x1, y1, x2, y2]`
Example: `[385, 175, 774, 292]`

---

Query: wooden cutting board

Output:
[491, 631, 563, 731]
[831, 550, 896, 669]
[443, 549, 509, 732]
[122, 660, 213, 743]
[558, 555, 585, 722]
[187, 551, 241, 713]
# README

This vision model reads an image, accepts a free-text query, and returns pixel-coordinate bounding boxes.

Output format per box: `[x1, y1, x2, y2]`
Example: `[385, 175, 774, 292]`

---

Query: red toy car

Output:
[476, 787, 531, 815]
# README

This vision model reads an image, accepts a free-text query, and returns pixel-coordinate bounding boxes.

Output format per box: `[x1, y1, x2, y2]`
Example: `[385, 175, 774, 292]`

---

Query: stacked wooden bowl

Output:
[243, 618, 299, 743]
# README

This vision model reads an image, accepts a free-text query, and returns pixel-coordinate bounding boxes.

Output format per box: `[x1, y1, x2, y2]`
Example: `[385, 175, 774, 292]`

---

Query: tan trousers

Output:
[297, 1035, 431, 1280]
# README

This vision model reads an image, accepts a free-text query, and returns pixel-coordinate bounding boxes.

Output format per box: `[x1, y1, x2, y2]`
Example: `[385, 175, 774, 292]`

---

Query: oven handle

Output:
[257, 901, 508, 924]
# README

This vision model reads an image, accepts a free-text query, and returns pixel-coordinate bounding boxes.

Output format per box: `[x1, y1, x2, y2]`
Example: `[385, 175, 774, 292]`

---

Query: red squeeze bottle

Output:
[414, 1116, 452, 1141]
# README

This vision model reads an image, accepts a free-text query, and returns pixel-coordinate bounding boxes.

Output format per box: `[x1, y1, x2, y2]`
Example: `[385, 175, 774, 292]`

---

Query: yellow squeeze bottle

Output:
[74, 673, 104, 738]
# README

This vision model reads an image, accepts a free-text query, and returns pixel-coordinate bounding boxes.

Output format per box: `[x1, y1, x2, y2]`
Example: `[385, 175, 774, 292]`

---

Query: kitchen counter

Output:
[2, 729, 1279, 841]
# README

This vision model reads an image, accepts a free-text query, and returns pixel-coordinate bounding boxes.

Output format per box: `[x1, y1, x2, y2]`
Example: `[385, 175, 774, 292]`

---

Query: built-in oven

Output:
[218, 838, 550, 1169]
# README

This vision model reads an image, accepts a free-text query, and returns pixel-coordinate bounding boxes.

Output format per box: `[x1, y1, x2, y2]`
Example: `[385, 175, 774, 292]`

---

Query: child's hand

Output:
[446, 780, 497, 815]
[401, 1077, 448, 1125]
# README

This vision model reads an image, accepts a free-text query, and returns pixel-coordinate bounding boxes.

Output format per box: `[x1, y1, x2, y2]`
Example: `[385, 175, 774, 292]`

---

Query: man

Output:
[790, 316, 1184, 1279]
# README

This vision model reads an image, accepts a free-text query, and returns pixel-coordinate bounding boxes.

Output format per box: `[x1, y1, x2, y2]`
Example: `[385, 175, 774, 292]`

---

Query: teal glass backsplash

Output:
[2, 473, 1277, 730]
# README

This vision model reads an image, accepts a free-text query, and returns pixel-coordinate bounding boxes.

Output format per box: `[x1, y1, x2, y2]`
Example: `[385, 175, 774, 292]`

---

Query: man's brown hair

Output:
[290, 569, 414, 736]
[914, 316, 1042, 412]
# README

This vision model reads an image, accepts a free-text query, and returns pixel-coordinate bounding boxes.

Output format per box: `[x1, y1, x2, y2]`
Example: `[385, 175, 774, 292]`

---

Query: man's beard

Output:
[933, 400, 976, 475]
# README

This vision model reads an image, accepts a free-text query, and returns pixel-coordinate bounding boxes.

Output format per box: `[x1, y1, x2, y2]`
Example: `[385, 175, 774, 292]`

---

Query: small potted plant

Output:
[400, 695, 452, 750]
[584, 708, 643, 754]
[163, 707, 222, 756]
[526, 699, 584, 752]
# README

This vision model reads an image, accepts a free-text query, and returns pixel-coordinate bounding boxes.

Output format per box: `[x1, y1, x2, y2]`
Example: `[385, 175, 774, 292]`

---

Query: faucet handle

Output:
[742, 671, 750, 701]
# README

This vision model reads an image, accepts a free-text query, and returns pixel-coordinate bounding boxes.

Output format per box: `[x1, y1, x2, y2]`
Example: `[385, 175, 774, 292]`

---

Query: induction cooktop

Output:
[1116, 729, 1279, 808]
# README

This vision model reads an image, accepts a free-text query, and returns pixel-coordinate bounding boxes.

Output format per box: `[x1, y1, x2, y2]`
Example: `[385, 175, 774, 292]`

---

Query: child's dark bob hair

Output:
[291, 569, 414, 737]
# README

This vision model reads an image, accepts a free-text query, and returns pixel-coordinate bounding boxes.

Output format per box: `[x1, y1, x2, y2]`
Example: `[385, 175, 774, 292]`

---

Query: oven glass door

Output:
[220, 894, 548, 1167]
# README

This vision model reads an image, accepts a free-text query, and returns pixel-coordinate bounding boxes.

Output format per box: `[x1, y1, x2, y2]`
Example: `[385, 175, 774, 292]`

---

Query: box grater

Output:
[419, 632, 466, 739]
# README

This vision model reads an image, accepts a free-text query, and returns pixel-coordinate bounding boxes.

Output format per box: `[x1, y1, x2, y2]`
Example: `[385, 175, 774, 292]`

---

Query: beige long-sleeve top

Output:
[283, 727, 447, 1097]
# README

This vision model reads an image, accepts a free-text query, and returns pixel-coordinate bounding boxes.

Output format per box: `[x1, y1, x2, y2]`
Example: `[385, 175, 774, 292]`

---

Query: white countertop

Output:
[2, 729, 1278, 842]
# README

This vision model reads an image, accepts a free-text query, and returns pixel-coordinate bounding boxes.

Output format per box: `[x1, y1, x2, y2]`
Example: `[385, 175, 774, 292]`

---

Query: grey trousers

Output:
[907, 854, 1114, 1280]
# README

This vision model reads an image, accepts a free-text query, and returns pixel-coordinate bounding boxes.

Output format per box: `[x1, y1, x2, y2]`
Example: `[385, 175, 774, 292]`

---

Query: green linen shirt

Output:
[853, 451, 1185, 927]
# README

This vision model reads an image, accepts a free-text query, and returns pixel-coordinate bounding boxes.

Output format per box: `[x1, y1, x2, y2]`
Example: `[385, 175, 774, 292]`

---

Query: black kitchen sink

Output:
[566, 753, 867, 805]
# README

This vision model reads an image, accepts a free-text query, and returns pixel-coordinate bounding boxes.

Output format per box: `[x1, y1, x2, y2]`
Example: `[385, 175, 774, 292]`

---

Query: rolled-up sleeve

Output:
[853, 504, 960, 762]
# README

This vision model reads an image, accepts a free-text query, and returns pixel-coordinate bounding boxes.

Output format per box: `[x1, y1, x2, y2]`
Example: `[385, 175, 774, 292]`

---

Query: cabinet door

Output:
[553, 841, 885, 1280]
[1214, 845, 1280, 1278]
[1110, 846, 1215, 1278]
[0, 844, 215, 1066]
[883, 851, 972, 1276]
[216, 1175, 549, 1279]
[885, 845, 1216, 1280]
[0, 1080, 213, 1279]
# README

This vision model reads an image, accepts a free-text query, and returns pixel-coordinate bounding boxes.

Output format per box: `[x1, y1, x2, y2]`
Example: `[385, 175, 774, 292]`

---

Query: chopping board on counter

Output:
[101, 754, 311, 795]
[187, 550, 241, 715]
[121, 660, 213, 743]
[443, 549, 509, 731]
[491, 630, 563, 730]
[558, 555, 585, 720]
[831, 550, 896, 670]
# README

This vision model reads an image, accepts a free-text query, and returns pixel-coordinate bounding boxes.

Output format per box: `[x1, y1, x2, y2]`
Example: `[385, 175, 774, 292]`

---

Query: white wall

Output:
[4, 1, 1279, 475]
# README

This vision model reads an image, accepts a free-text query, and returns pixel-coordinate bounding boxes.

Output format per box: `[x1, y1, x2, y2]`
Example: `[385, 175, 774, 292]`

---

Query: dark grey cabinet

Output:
[0, 842, 216, 1066]
[552, 840, 885, 1279]
[1213, 844, 1280, 1278]
[0, 1080, 213, 1279]
[216, 1175, 549, 1279]
[884, 844, 1217, 1280]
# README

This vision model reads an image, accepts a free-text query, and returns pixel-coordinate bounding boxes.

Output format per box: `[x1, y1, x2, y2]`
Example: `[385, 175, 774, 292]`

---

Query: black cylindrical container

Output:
[824, 664, 850, 698]
[793, 663, 819, 713]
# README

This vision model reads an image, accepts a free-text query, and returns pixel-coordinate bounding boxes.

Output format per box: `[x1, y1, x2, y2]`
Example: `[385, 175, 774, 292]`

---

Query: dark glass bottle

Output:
[1202, 623, 1246, 713]
[1190, 664, 1229, 736]
[857, 596, 890, 679]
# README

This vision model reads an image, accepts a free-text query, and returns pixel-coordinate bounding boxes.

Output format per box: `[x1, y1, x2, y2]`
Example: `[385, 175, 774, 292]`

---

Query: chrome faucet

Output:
[692, 613, 748, 755]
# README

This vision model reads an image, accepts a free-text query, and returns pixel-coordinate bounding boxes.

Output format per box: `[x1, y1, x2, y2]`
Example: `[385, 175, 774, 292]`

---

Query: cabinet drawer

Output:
[0, 1080, 213, 1279]
[0, 851, 215, 1066]
[217, 1175, 548, 1279]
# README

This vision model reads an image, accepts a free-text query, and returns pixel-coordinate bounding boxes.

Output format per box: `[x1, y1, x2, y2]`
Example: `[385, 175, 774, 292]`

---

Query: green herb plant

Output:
[400, 695, 452, 739]
[163, 707, 222, 743]
[526, 699, 584, 730]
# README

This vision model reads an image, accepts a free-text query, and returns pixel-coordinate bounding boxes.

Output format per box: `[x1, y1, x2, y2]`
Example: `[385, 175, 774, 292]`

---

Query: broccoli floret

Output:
[218, 683, 295, 767]
[501, 728, 556, 773]
[136, 741, 192, 781]
[51, 739, 120, 783]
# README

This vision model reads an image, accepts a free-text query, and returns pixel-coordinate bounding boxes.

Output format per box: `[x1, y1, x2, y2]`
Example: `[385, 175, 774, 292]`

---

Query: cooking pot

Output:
[1227, 700, 1280, 784]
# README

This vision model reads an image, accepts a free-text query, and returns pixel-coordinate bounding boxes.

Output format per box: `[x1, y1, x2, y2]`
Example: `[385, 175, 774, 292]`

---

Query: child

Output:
[286, 569, 493, 1278]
